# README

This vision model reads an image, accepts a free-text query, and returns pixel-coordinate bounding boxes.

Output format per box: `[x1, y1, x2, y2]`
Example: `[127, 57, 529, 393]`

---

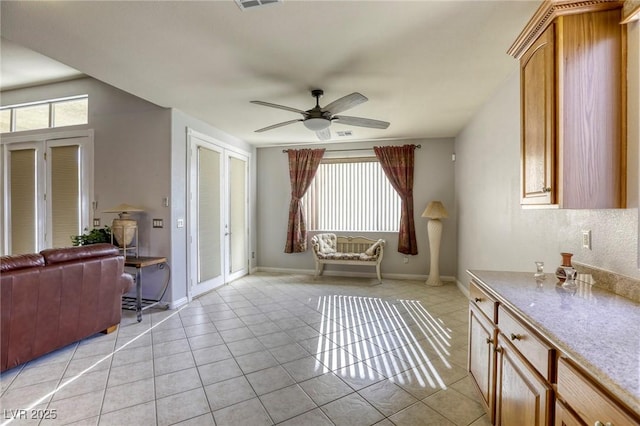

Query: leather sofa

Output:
[0, 243, 133, 372]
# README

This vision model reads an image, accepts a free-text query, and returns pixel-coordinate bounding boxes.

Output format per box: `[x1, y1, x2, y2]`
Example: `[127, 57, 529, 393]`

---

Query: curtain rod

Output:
[282, 144, 421, 153]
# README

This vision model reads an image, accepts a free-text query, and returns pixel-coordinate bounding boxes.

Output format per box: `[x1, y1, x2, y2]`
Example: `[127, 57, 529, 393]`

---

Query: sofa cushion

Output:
[316, 252, 377, 262]
[41, 243, 119, 265]
[0, 254, 45, 272]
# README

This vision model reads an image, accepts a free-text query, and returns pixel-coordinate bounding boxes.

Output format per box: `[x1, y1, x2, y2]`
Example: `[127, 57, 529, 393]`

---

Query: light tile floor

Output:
[0, 273, 492, 426]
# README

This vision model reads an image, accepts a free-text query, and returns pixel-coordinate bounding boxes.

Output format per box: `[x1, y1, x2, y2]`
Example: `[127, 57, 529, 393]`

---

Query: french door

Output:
[1, 131, 93, 255]
[188, 130, 249, 298]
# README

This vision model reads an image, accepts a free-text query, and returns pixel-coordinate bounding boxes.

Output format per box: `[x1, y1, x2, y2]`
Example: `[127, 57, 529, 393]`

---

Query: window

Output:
[302, 157, 401, 232]
[1, 95, 88, 133]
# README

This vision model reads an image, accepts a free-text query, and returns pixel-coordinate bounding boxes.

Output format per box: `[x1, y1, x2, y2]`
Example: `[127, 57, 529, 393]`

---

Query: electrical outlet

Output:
[403, 257, 409, 264]
[582, 230, 591, 250]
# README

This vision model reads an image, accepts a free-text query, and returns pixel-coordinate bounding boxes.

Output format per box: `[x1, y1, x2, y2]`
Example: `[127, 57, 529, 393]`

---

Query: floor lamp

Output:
[422, 201, 448, 286]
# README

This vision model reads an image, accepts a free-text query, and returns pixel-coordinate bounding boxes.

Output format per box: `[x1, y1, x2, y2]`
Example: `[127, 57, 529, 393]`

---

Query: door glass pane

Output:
[10, 149, 37, 254]
[198, 147, 221, 282]
[51, 145, 80, 248]
[14, 104, 49, 132]
[53, 98, 88, 127]
[229, 157, 246, 273]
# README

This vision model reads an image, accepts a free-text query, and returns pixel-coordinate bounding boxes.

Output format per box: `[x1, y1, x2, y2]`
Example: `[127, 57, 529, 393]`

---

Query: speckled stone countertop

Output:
[467, 269, 640, 415]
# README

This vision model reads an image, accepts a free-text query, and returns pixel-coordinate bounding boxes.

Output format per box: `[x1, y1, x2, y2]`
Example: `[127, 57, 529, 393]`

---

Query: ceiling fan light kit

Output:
[251, 89, 390, 140]
[303, 117, 331, 131]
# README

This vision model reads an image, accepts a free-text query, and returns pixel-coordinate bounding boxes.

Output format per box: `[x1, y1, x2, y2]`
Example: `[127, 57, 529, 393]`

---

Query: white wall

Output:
[256, 139, 457, 279]
[455, 20, 640, 287]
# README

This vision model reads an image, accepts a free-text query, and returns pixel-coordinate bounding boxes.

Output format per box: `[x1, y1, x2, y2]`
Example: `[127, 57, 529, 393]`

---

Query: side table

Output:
[122, 256, 170, 322]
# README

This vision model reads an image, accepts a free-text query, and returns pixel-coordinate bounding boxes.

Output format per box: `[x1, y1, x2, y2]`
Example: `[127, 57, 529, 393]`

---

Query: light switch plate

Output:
[153, 219, 163, 228]
[93, 218, 100, 227]
[177, 218, 184, 228]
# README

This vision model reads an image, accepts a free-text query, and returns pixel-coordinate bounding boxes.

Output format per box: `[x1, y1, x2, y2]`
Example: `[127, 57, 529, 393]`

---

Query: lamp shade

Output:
[422, 201, 448, 219]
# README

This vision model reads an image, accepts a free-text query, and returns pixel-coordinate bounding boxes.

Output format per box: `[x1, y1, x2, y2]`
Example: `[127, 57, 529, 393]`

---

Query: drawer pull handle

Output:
[594, 422, 613, 426]
[474, 297, 482, 303]
[510, 333, 522, 341]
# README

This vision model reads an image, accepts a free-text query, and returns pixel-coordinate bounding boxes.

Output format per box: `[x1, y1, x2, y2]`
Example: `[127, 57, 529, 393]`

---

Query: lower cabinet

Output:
[555, 400, 584, 426]
[495, 334, 553, 426]
[556, 357, 639, 426]
[468, 279, 640, 425]
[468, 303, 497, 422]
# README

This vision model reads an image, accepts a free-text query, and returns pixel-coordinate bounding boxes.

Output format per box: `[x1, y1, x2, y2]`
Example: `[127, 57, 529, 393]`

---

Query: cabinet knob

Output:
[542, 187, 552, 193]
[510, 333, 522, 341]
[474, 297, 482, 303]
[485, 338, 493, 345]
[594, 422, 613, 426]
[495, 347, 503, 354]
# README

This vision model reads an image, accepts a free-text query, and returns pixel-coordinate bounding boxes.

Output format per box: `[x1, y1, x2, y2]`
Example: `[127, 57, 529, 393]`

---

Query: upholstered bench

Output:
[311, 233, 385, 282]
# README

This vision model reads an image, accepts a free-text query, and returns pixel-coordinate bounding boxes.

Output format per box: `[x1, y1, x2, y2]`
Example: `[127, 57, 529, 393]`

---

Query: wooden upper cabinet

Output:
[521, 24, 555, 205]
[510, 1, 627, 209]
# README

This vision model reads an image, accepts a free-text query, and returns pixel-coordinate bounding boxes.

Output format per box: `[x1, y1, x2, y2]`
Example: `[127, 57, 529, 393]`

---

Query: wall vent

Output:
[336, 130, 353, 137]
[235, 0, 282, 11]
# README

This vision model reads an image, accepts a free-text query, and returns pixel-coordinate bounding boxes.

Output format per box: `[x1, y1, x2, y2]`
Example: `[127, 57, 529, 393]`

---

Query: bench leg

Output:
[314, 260, 323, 278]
[376, 264, 382, 283]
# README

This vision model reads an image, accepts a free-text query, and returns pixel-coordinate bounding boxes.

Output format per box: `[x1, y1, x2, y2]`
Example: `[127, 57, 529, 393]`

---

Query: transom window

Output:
[1, 95, 88, 133]
[302, 157, 401, 232]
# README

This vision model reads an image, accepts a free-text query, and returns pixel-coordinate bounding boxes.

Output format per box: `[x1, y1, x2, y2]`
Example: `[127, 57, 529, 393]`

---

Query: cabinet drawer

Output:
[469, 280, 498, 324]
[557, 358, 639, 426]
[497, 306, 554, 380]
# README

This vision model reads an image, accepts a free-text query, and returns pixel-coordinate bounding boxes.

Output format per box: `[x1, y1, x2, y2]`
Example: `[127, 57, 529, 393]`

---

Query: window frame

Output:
[0, 95, 88, 134]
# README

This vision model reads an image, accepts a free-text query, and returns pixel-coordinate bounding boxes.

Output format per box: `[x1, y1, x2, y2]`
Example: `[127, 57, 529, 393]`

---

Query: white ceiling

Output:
[0, 0, 540, 146]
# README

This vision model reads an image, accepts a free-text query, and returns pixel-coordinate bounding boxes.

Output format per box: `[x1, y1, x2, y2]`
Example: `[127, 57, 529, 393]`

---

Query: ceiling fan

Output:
[251, 89, 390, 140]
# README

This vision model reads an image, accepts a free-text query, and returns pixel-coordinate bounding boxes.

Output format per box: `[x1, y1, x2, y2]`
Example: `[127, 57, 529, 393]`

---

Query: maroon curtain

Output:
[284, 148, 325, 253]
[374, 144, 418, 255]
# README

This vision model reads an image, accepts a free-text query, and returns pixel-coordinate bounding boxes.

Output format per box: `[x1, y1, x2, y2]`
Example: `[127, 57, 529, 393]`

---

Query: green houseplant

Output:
[71, 226, 112, 246]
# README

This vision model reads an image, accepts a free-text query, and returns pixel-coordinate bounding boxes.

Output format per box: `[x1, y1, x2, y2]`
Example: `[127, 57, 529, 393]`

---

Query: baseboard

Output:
[255, 267, 456, 283]
[456, 278, 470, 298]
[168, 297, 188, 310]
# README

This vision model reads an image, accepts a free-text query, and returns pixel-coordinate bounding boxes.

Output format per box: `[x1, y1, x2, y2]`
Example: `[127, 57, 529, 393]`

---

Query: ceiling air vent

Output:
[336, 131, 353, 137]
[235, 0, 282, 11]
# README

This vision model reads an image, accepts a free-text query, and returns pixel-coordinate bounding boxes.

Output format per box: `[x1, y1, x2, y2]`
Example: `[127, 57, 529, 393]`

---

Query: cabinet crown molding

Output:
[507, 0, 624, 59]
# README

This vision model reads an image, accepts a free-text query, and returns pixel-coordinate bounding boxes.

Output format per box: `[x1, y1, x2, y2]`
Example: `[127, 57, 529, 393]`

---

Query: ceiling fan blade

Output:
[250, 100, 308, 115]
[316, 128, 331, 141]
[323, 92, 368, 114]
[333, 115, 390, 129]
[255, 119, 302, 133]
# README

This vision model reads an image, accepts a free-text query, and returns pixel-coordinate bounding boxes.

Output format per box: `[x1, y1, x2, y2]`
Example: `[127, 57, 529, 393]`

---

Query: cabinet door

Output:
[555, 400, 583, 426]
[520, 24, 555, 205]
[495, 334, 553, 426]
[468, 303, 497, 422]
